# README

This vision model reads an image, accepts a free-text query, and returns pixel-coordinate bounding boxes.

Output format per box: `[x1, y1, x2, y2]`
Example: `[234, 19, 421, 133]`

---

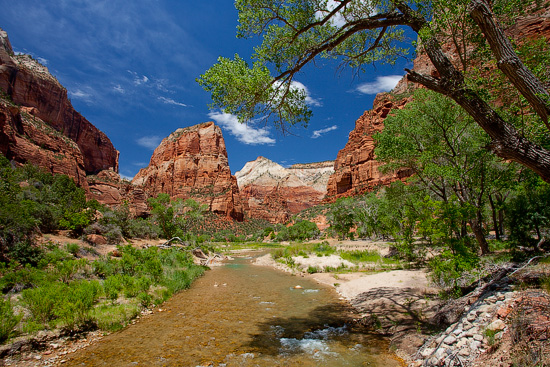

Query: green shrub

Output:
[92, 257, 120, 278]
[53, 259, 87, 283]
[66, 243, 80, 257]
[307, 266, 319, 274]
[137, 292, 152, 307]
[0, 298, 21, 343]
[0, 265, 47, 293]
[21, 282, 67, 325]
[163, 266, 205, 294]
[55, 280, 101, 329]
[429, 240, 479, 298]
[103, 275, 124, 302]
[91, 303, 140, 332]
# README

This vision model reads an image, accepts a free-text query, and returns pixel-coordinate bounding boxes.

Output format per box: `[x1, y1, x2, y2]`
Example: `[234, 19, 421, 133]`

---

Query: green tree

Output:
[375, 89, 516, 254]
[147, 194, 183, 239]
[147, 195, 208, 240]
[198, 0, 550, 182]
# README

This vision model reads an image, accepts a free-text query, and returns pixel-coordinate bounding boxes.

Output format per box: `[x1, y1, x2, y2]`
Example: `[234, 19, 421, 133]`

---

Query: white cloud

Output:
[312, 125, 338, 139]
[356, 75, 403, 94]
[128, 70, 149, 86]
[315, 0, 347, 27]
[68, 86, 95, 103]
[158, 96, 188, 107]
[37, 57, 48, 65]
[136, 135, 163, 150]
[208, 112, 276, 145]
[273, 80, 322, 107]
[113, 84, 125, 93]
[119, 173, 134, 181]
[69, 89, 91, 99]
[290, 81, 322, 107]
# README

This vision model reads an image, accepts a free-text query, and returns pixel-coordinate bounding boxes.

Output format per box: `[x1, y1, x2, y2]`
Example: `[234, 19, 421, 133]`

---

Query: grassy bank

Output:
[0, 242, 205, 343]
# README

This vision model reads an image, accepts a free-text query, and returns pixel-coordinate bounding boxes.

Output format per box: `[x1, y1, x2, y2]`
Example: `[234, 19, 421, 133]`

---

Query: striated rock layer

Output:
[132, 122, 247, 220]
[0, 27, 118, 175]
[236, 156, 334, 223]
[87, 170, 149, 217]
[0, 100, 89, 189]
[326, 94, 412, 198]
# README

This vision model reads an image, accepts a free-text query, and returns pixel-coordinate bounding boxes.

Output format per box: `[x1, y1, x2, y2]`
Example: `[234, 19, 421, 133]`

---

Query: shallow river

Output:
[66, 253, 404, 367]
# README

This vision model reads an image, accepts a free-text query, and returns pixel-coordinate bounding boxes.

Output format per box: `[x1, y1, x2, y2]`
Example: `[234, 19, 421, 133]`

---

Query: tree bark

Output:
[469, 0, 550, 128]
[470, 212, 490, 255]
[488, 194, 500, 241]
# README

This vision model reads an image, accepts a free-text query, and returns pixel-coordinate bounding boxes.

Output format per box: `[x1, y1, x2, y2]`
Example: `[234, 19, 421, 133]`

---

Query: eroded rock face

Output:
[236, 156, 334, 223]
[0, 27, 118, 175]
[326, 94, 412, 198]
[87, 170, 149, 217]
[132, 122, 246, 220]
[0, 100, 89, 190]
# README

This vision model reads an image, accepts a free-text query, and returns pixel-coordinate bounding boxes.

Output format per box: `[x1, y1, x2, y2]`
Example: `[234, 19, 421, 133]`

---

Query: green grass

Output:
[339, 250, 400, 266]
[91, 302, 140, 332]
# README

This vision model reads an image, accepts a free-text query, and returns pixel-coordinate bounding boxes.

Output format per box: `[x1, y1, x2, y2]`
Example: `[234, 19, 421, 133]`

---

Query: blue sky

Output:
[0, 0, 412, 178]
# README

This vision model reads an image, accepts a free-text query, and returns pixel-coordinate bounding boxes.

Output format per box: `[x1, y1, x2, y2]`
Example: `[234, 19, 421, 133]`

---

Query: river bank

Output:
[253, 246, 443, 361]
[253, 242, 550, 366]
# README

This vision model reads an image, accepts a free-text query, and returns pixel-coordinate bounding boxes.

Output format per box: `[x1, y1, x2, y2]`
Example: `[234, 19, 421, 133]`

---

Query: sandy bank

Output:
[253, 247, 442, 361]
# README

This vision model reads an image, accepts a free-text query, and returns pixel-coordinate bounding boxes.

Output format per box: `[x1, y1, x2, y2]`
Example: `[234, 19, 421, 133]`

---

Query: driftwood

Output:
[159, 237, 192, 248]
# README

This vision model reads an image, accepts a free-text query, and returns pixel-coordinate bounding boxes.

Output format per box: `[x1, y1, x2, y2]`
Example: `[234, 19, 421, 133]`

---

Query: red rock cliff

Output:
[0, 101, 89, 189]
[326, 94, 412, 197]
[0, 28, 118, 175]
[132, 122, 247, 220]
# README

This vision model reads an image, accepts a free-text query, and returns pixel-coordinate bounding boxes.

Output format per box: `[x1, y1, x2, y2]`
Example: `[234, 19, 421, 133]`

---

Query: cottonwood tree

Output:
[198, 0, 550, 182]
[375, 89, 516, 254]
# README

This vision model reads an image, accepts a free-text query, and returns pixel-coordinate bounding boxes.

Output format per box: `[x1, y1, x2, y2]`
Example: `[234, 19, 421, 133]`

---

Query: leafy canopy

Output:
[198, 0, 409, 129]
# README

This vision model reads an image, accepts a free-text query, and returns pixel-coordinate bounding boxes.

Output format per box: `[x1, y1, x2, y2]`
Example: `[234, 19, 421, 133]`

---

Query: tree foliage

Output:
[198, 0, 550, 181]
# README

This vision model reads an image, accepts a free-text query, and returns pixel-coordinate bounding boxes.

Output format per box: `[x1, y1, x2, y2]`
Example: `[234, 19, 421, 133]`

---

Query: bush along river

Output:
[65, 252, 404, 366]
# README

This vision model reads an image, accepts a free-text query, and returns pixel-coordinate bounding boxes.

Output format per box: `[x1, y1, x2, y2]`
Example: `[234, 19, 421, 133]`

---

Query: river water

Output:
[66, 253, 404, 367]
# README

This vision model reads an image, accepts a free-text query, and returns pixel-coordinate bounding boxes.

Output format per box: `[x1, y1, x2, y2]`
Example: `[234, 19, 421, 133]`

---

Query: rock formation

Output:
[236, 156, 334, 223]
[132, 122, 247, 220]
[326, 94, 413, 197]
[0, 101, 89, 189]
[87, 170, 149, 217]
[0, 27, 118, 175]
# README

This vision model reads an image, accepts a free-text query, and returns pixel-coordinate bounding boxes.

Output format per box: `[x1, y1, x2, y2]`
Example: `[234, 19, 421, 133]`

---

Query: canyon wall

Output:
[0, 28, 118, 175]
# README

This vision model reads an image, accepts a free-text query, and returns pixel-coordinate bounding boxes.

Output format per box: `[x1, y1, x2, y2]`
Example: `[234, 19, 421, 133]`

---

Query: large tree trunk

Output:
[470, 213, 490, 255]
[469, 0, 550, 128]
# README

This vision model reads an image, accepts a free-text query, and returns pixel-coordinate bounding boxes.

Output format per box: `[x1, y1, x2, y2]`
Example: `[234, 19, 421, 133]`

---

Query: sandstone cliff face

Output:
[132, 122, 246, 220]
[0, 28, 118, 175]
[0, 100, 89, 189]
[236, 156, 334, 223]
[326, 94, 412, 197]
[87, 170, 149, 217]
